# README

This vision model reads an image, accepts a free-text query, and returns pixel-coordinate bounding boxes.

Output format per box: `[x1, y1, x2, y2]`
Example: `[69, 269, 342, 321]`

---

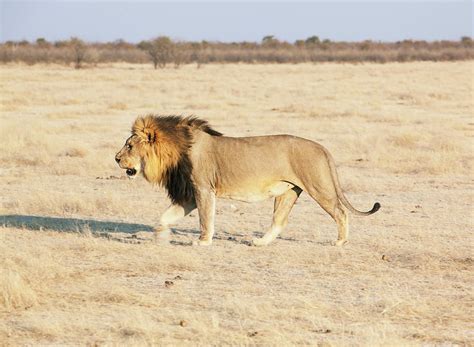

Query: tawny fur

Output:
[116, 114, 380, 246]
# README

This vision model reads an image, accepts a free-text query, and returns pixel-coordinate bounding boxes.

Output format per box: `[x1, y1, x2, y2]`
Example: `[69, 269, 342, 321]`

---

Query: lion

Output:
[115, 115, 380, 246]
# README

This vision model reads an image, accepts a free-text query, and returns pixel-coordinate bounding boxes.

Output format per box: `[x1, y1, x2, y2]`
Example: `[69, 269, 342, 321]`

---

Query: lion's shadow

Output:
[0, 214, 252, 245]
[0, 214, 154, 235]
[0, 215, 316, 246]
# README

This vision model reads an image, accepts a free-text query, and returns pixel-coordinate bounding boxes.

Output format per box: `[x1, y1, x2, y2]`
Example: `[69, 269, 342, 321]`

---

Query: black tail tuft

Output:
[371, 202, 381, 214]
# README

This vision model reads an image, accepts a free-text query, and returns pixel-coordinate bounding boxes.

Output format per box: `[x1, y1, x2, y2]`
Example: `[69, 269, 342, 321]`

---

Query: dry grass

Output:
[0, 62, 473, 345]
[0, 268, 37, 311]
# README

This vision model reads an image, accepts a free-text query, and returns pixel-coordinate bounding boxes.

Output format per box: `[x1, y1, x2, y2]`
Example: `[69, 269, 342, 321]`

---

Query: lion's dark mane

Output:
[153, 115, 222, 205]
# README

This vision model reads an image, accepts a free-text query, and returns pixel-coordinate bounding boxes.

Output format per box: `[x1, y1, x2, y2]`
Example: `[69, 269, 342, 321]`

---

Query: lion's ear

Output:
[144, 128, 156, 143]
[132, 116, 158, 144]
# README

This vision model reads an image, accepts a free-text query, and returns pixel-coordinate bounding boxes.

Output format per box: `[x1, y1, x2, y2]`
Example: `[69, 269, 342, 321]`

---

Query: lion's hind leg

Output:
[307, 183, 349, 246]
[306, 187, 349, 246]
[252, 186, 302, 247]
[333, 205, 349, 246]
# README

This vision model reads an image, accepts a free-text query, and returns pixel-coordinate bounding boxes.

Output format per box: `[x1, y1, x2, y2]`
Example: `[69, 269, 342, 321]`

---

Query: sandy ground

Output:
[0, 62, 473, 345]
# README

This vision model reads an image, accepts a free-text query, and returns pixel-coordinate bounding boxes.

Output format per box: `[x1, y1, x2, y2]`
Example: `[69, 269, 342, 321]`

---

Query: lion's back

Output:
[191, 133, 326, 194]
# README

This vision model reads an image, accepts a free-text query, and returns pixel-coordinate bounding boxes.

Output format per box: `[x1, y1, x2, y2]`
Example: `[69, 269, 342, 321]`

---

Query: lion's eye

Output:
[126, 144, 132, 150]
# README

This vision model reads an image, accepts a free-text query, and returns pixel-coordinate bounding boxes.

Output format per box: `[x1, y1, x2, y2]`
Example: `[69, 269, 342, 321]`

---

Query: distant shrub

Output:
[139, 36, 174, 69]
[69, 37, 87, 69]
[36, 38, 50, 47]
[261, 35, 281, 48]
[305, 36, 320, 45]
[460, 36, 472, 47]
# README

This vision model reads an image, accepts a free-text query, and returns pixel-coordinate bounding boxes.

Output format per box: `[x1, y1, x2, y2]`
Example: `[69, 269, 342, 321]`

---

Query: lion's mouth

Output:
[126, 168, 137, 177]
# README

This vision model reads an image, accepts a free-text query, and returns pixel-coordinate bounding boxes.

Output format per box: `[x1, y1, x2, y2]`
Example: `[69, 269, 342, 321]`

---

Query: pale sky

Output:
[1, 1, 472, 43]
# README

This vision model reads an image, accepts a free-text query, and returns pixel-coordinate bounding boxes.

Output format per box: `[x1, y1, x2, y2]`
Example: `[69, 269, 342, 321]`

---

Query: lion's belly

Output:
[217, 181, 295, 202]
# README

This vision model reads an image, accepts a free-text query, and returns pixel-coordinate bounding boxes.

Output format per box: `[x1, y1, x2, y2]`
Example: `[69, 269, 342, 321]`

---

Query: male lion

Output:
[115, 115, 380, 246]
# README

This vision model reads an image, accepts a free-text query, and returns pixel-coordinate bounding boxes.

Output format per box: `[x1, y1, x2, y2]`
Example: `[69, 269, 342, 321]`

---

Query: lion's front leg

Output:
[193, 188, 216, 246]
[155, 200, 196, 243]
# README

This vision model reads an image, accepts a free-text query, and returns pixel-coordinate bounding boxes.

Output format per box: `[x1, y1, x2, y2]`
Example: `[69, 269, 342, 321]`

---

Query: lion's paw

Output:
[332, 239, 348, 247]
[192, 239, 213, 246]
[155, 238, 171, 246]
[153, 231, 171, 245]
[252, 237, 270, 247]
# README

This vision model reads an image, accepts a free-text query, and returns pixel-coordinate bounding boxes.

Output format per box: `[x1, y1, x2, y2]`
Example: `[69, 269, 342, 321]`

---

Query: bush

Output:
[69, 37, 87, 69]
[139, 36, 174, 69]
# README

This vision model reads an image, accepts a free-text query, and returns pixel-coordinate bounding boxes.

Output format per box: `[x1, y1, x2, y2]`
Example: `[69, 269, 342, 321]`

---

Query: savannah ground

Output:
[0, 61, 472, 345]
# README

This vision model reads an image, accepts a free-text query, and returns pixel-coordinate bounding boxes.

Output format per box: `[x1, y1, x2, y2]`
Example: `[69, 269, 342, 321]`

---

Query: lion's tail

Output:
[324, 149, 380, 216]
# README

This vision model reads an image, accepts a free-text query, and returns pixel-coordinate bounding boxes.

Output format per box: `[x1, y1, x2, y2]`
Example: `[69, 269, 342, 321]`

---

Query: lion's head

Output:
[115, 114, 222, 204]
[114, 133, 144, 179]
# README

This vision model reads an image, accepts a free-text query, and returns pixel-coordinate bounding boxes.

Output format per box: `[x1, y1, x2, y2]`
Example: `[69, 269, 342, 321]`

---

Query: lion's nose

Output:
[115, 156, 121, 163]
